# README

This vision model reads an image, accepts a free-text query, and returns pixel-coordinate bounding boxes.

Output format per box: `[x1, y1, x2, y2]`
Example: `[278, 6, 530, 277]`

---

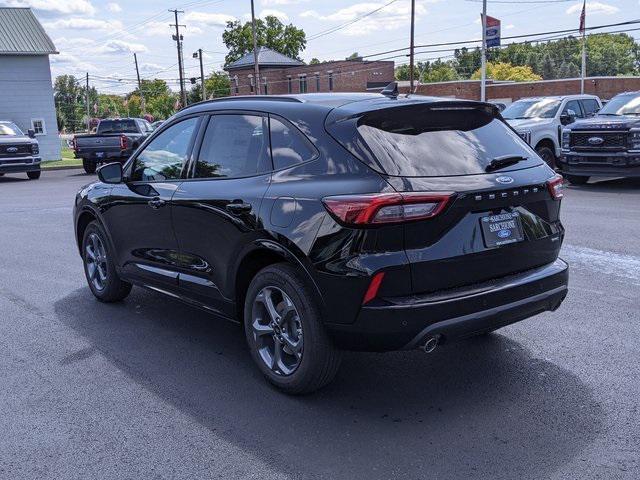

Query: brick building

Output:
[224, 46, 394, 96]
[399, 76, 640, 104]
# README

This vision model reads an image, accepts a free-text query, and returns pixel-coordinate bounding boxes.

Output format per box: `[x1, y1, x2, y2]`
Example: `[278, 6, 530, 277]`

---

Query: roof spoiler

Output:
[380, 82, 399, 99]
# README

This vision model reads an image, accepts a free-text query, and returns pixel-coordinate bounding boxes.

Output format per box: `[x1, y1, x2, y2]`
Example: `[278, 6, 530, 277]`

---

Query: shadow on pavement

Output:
[567, 176, 640, 193]
[55, 287, 603, 479]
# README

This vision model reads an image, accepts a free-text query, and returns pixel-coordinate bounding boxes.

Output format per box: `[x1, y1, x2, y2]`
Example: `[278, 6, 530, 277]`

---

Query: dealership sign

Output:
[484, 15, 501, 48]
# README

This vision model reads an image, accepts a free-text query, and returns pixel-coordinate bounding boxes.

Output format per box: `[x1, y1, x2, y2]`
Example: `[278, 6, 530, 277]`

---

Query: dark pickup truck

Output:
[73, 118, 152, 174]
[560, 91, 640, 184]
[0, 121, 41, 180]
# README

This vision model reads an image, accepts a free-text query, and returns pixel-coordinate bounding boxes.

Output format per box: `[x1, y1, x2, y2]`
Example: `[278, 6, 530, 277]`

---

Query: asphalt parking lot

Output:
[1, 169, 639, 479]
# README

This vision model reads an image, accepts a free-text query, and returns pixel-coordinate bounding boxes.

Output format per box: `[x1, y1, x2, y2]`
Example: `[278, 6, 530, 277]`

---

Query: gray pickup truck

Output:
[73, 118, 152, 174]
[0, 121, 41, 180]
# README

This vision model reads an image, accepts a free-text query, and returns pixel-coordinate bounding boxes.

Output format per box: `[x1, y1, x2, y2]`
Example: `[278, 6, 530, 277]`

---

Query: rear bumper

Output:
[75, 150, 130, 162]
[559, 152, 640, 177]
[326, 259, 569, 352]
[0, 156, 41, 173]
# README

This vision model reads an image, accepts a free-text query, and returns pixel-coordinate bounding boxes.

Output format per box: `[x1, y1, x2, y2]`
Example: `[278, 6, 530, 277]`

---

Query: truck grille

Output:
[570, 131, 628, 151]
[0, 144, 32, 158]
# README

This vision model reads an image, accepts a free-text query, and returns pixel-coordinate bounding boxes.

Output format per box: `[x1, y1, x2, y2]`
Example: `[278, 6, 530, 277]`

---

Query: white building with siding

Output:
[0, 8, 59, 160]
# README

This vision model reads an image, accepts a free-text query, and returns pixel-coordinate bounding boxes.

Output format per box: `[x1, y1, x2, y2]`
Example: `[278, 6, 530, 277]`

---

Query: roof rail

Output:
[196, 95, 304, 106]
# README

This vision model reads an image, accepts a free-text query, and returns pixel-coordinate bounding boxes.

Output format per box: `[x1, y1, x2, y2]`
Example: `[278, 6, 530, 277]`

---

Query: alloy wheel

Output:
[85, 233, 108, 291]
[251, 286, 303, 376]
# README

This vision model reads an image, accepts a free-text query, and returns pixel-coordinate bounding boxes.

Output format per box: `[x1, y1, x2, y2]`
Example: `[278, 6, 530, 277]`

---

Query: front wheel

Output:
[83, 159, 97, 174]
[27, 170, 41, 180]
[536, 145, 557, 169]
[82, 221, 132, 302]
[244, 264, 342, 394]
[566, 174, 589, 185]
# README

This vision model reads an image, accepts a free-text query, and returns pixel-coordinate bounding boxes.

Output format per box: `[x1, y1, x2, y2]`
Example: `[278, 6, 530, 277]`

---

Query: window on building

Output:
[249, 76, 254, 93]
[315, 74, 320, 91]
[263, 78, 268, 95]
[131, 117, 198, 182]
[328, 72, 334, 91]
[299, 75, 307, 93]
[287, 77, 292, 94]
[31, 119, 46, 135]
[234, 76, 239, 94]
[270, 116, 317, 170]
[195, 115, 271, 178]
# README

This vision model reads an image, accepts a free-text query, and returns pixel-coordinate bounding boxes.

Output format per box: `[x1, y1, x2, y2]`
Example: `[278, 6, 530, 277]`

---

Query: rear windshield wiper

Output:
[485, 155, 528, 172]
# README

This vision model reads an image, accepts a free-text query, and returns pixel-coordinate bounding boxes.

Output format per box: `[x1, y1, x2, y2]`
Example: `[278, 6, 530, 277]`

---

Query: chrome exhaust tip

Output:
[422, 336, 439, 353]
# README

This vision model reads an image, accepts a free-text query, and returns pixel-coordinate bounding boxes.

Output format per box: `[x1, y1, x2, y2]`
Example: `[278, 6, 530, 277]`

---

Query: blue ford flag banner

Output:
[484, 14, 501, 48]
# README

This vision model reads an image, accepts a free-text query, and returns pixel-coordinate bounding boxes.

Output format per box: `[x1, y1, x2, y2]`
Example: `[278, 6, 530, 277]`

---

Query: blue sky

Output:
[2, 0, 638, 93]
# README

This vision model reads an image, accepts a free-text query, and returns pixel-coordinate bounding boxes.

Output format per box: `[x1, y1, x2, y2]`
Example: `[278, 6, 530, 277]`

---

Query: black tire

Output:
[82, 221, 132, 302]
[536, 145, 557, 169]
[565, 174, 589, 185]
[83, 159, 97, 174]
[27, 170, 41, 180]
[244, 264, 342, 394]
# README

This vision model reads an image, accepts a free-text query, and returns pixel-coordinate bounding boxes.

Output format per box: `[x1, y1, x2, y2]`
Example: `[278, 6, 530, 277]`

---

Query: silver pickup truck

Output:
[73, 118, 152, 174]
[0, 121, 41, 180]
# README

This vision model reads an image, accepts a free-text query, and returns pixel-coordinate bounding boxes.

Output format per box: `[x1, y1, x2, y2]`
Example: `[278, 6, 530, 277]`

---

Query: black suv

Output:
[74, 91, 569, 393]
[560, 91, 640, 184]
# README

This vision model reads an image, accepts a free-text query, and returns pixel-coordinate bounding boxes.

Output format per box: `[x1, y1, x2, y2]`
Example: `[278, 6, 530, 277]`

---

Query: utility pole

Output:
[134, 53, 145, 112]
[250, 0, 260, 95]
[85, 72, 90, 132]
[170, 9, 187, 107]
[409, 0, 415, 93]
[480, 0, 487, 102]
[194, 49, 206, 100]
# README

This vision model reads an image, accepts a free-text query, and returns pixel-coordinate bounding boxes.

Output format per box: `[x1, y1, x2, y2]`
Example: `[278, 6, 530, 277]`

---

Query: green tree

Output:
[346, 52, 360, 60]
[541, 54, 557, 80]
[187, 71, 231, 103]
[222, 15, 306, 65]
[309, 57, 321, 65]
[558, 61, 580, 79]
[471, 62, 542, 82]
[54, 75, 87, 133]
[421, 59, 460, 83]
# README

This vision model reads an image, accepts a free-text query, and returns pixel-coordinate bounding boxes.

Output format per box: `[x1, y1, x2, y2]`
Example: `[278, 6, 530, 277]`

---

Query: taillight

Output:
[120, 134, 128, 150]
[72, 136, 78, 151]
[363, 272, 385, 305]
[322, 192, 453, 226]
[546, 174, 564, 200]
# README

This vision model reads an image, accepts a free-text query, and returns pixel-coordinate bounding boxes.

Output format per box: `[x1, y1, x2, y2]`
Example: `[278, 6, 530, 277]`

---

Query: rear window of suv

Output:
[331, 103, 542, 177]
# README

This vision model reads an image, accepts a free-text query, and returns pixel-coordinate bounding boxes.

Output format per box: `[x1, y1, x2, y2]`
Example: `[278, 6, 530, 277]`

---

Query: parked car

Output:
[0, 121, 41, 180]
[560, 91, 640, 184]
[502, 95, 602, 169]
[73, 91, 568, 394]
[150, 120, 164, 130]
[72, 118, 153, 174]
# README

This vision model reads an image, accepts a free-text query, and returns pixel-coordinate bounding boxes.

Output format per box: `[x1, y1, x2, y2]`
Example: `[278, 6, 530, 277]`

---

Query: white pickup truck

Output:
[502, 94, 602, 169]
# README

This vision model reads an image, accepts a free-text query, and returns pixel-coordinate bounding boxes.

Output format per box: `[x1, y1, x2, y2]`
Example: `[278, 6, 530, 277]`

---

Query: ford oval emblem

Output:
[588, 136, 604, 145]
[497, 229, 512, 239]
[496, 176, 514, 184]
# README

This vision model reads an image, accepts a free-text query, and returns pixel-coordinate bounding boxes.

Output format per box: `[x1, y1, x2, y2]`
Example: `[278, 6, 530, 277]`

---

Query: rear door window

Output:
[348, 104, 541, 177]
[269, 116, 317, 170]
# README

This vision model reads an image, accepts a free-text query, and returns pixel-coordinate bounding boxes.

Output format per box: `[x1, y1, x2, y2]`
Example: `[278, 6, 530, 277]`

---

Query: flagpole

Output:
[480, 0, 487, 102]
[580, 1, 586, 94]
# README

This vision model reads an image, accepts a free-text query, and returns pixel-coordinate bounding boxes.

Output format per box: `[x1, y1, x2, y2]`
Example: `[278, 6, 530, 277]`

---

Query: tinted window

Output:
[598, 94, 640, 116]
[98, 119, 139, 134]
[502, 99, 561, 119]
[270, 117, 316, 170]
[582, 99, 600, 116]
[130, 117, 198, 181]
[195, 114, 270, 178]
[344, 104, 540, 177]
[563, 100, 584, 118]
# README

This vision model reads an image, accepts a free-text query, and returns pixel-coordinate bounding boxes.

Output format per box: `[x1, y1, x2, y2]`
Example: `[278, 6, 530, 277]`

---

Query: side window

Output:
[563, 100, 584, 118]
[582, 99, 600, 117]
[269, 117, 317, 170]
[195, 114, 270, 178]
[130, 117, 198, 182]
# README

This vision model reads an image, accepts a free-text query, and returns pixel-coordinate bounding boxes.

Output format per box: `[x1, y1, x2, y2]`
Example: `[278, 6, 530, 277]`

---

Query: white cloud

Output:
[50, 51, 96, 72]
[566, 2, 619, 15]
[106, 2, 121, 13]
[505, 24, 515, 30]
[259, 9, 289, 22]
[140, 62, 164, 73]
[261, 0, 308, 5]
[2, 0, 95, 15]
[98, 39, 147, 55]
[304, 1, 429, 36]
[184, 11, 236, 28]
[44, 18, 123, 31]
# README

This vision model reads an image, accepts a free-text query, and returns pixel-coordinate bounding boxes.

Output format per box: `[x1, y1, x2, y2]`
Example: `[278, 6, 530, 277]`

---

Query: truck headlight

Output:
[518, 130, 531, 145]
[31, 143, 39, 155]
[630, 131, 640, 151]
[562, 130, 571, 150]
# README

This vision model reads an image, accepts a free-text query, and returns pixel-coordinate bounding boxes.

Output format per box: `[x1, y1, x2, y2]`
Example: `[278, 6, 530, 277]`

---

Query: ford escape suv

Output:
[73, 90, 569, 394]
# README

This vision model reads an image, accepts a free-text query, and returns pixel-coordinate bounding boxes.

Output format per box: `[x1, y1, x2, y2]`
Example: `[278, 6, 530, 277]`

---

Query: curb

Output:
[41, 165, 85, 171]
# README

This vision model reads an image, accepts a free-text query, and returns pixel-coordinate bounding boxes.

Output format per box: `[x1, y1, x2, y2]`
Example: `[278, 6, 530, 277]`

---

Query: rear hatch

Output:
[327, 98, 564, 295]
[76, 135, 123, 150]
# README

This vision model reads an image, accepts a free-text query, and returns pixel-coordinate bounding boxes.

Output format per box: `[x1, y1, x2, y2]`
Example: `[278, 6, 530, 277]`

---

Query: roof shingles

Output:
[225, 46, 304, 71]
[0, 8, 57, 55]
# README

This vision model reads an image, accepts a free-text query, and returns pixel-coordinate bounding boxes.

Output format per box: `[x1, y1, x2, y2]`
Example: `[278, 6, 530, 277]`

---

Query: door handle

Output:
[226, 202, 252, 215]
[147, 198, 166, 209]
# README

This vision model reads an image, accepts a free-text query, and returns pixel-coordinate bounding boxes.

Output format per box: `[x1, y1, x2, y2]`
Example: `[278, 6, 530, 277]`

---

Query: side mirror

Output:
[560, 113, 575, 126]
[27, 129, 36, 138]
[97, 162, 123, 184]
